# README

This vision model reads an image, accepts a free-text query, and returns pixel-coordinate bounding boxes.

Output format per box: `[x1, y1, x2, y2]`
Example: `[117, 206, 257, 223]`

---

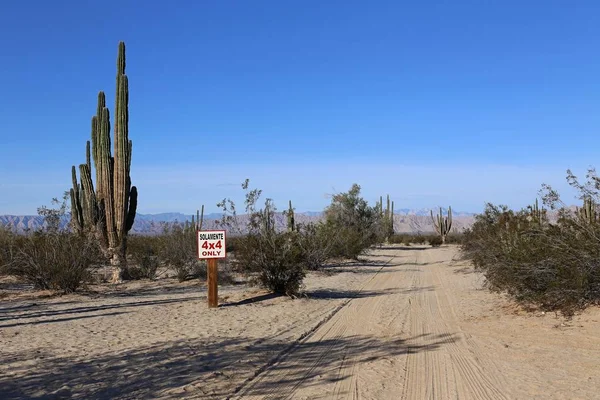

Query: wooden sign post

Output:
[207, 259, 218, 308]
[197, 230, 227, 308]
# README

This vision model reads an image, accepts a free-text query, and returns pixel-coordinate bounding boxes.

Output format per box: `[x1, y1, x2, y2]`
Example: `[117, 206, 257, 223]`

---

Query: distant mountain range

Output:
[0, 208, 477, 235]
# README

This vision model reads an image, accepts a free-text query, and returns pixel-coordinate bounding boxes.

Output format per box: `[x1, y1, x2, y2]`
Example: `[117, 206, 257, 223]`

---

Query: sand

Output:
[1, 245, 599, 399]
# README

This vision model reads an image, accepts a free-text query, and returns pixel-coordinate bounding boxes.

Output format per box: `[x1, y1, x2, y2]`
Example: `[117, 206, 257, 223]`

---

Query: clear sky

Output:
[1, 0, 598, 215]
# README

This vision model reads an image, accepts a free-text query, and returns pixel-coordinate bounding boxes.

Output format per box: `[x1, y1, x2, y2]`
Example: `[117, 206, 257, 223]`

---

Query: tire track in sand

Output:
[232, 247, 510, 400]
[230, 251, 398, 400]
[399, 248, 509, 400]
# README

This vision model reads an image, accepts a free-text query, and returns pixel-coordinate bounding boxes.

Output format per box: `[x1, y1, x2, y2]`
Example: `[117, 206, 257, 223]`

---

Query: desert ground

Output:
[1, 245, 599, 399]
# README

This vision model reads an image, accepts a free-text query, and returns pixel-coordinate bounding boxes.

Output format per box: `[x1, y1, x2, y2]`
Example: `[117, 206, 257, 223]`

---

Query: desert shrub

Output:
[323, 184, 382, 259]
[408, 234, 427, 244]
[232, 231, 306, 295]
[428, 235, 443, 247]
[445, 232, 464, 244]
[0, 226, 15, 273]
[387, 233, 436, 245]
[5, 231, 103, 293]
[387, 234, 406, 244]
[296, 222, 338, 270]
[225, 235, 244, 253]
[156, 223, 205, 281]
[36, 193, 70, 233]
[127, 235, 161, 279]
[217, 179, 307, 296]
[461, 189, 600, 315]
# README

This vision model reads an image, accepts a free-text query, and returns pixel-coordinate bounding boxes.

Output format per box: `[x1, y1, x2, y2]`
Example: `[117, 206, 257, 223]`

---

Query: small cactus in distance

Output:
[431, 206, 452, 244]
[197, 205, 204, 231]
[526, 198, 547, 226]
[262, 199, 276, 234]
[577, 196, 597, 224]
[377, 194, 395, 242]
[286, 200, 295, 232]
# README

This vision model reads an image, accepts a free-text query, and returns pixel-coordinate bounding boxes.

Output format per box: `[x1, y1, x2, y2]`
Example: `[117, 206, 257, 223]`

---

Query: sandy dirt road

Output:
[232, 246, 600, 400]
[2, 245, 600, 399]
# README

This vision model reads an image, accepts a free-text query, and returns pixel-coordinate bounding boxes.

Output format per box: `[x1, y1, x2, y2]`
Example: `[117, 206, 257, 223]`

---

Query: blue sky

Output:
[1, 1, 599, 215]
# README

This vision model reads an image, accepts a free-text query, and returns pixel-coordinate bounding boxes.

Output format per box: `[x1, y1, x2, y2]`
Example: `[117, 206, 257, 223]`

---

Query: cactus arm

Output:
[431, 209, 440, 232]
[391, 200, 394, 231]
[199, 205, 204, 231]
[70, 166, 84, 232]
[85, 141, 91, 172]
[113, 65, 130, 241]
[125, 186, 137, 233]
[287, 200, 295, 232]
[79, 163, 99, 229]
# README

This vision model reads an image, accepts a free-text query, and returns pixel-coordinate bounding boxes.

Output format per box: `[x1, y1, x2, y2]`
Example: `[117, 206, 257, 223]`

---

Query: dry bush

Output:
[461, 200, 600, 315]
[0, 226, 15, 273]
[387, 233, 406, 244]
[217, 180, 308, 296]
[126, 235, 161, 280]
[445, 232, 465, 244]
[296, 222, 338, 270]
[323, 184, 382, 260]
[232, 231, 306, 296]
[388, 233, 432, 245]
[155, 223, 205, 282]
[4, 231, 104, 293]
[428, 235, 443, 247]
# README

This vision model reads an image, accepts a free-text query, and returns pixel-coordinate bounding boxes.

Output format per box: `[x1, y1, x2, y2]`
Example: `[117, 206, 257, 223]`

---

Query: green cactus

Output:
[390, 200, 394, 236]
[70, 41, 137, 282]
[197, 205, 204, 231]
[577, 196, 597, 224]
[287, 200, 295, 232]
[381, 195, 394, 241]
[262, 199, 275, 234]
[527, 198, 547, 226]
[431, 206, 452, 244]
[385, 195, 390, 220]
[185, 205, 204, 235]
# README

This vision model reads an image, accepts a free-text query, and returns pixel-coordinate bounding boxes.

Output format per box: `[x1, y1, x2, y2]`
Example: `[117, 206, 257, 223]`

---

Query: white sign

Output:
[197, 230, 227, 259]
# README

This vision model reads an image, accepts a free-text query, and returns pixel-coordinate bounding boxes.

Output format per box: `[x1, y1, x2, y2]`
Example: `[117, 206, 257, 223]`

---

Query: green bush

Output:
[428, 235, 443, 247]
[296, 222, 338, 270]
[387, 234, 406, 244]
[217, 179, 308, 296]
[225, 235, 244, 253]
[323, 184, 382, 259]
[387, 233, 437, 245]
[0, 226, 15, 272]
[461, 198, 600, 315]
[232, 231, 306, 296]
[127, 235, 161, 279]
[445, 232, 464, 244]
[5, 231, 104, 293]
[155, 223, 205, 282]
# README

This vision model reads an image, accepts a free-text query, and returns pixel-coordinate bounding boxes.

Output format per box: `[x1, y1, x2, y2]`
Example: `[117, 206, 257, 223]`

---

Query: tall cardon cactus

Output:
[431, 206, 452, 244]
[70, 41, 137, 282]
